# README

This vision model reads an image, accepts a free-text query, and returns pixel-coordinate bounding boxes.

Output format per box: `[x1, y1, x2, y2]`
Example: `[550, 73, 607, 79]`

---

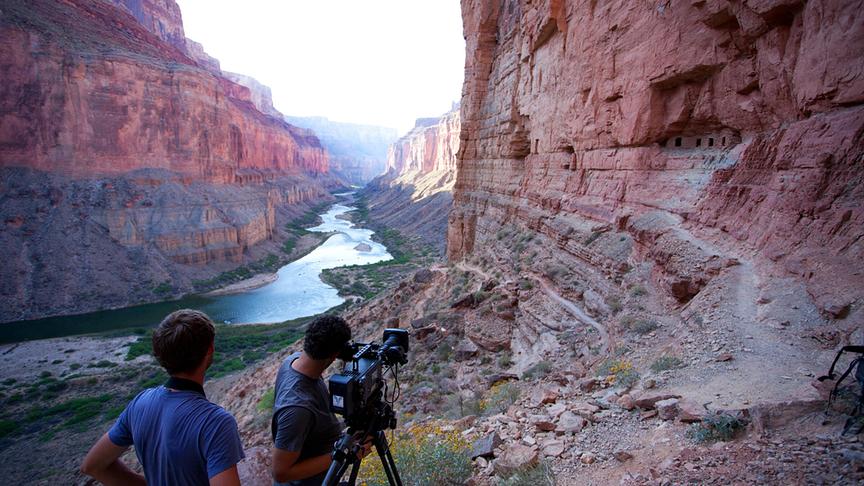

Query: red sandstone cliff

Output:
[0, 0, 337, 322]
[450, 0, 864, 321]
[0, 0, 328, 182]
[363, 108, 461, 252]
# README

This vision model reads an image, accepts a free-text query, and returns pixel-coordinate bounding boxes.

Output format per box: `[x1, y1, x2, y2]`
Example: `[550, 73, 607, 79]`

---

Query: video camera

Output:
[328, 328, 409, 429]
[324, 329, 409, 486]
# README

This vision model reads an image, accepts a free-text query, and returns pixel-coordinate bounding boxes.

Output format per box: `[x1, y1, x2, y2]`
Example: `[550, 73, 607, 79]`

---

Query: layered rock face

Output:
[285, 116, 399, 185]
[224, 72, 284, 119]
[451, 0, 864, 321]
[363, 109, 461, 252]
[0, 0, 336, 321]
[0, 0, 329, 182]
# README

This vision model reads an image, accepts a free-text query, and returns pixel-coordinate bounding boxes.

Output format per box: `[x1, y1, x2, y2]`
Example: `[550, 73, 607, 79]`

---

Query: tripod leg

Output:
[347, 459, 362, 486]
[373, 431, 403, 486]
[322, 457, 352, 486]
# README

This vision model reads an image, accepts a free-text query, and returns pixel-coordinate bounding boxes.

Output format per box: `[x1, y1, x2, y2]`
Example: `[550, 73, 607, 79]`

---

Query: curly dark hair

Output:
[152, 309, 215, 374]
[303, 314, 351, 360]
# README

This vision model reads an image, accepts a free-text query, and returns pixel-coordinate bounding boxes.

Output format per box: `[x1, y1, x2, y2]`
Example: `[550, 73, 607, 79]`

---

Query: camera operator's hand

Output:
[355, 436, 374, 461]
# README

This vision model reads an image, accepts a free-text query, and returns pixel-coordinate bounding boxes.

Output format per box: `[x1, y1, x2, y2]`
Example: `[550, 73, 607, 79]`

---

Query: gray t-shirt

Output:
[272, 353, 343, 486]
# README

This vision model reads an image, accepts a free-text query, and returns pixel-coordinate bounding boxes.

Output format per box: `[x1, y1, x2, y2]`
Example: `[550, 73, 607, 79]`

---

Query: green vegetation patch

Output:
[687, 413, 746, 443]
[499, 461, 554, 486]
[123, 320, 304, 379]
[359, 423, 472, 486]
[650, 355, 684, 373]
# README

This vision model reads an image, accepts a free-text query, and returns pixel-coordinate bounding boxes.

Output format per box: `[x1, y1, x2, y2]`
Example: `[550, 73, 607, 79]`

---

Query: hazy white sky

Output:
[176, 0, 465, 134]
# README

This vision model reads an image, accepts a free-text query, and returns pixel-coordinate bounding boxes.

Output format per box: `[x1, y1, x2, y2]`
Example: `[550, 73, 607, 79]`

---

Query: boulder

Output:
[633, 393, 681, 410]
[579, 378, 600, 393]
[618, 393, 635, 411]
[546, 402, 567, 418]
[556, 411, 587, 433]
[541, 439, 565, 457]
[454, 339, 479, 361]
[471, 432, 502, 459]
[580, 452, 597, 464]
[613, 450, 634, 462]
[678, 400, 705, 423]
[656, 398, 680, 420]
[494, 444, 539, 475]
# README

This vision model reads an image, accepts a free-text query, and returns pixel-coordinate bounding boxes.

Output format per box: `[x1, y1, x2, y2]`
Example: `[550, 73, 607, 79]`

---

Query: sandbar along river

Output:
[0, 202, 391, 343]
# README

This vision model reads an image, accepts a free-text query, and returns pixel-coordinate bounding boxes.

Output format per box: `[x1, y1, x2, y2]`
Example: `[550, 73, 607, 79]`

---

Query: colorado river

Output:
[0, 201, 391, 343]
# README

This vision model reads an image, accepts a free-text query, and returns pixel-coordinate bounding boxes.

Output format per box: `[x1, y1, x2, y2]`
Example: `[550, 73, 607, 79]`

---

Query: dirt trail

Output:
[666, 249, 827, 409]
[454, 261, 610, 356]
[530, 273, 610, 357]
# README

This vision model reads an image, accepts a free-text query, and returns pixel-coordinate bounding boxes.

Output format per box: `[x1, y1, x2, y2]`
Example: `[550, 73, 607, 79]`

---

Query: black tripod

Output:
[321, 402, 402, 486]
[322, 427, 402, 486]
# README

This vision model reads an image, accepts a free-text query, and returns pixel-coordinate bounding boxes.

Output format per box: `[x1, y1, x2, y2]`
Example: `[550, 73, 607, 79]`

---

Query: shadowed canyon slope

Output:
[0, 0, 337, 322]
[363, 108, 461, 252]
[450, 0, 864, 320]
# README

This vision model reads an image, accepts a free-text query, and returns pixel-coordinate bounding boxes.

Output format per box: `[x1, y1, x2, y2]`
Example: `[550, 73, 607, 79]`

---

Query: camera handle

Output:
[322, 429, 403, 486]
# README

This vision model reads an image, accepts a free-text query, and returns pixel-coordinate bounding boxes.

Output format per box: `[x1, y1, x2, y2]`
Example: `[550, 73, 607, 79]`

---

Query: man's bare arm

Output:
[272, 448, 332, 483]
[80, 433, 145, 486]
[210, 465, 241, 486]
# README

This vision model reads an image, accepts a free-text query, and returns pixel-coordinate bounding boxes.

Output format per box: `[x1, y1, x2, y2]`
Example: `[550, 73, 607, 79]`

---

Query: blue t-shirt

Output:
[108, 386, 245, 485]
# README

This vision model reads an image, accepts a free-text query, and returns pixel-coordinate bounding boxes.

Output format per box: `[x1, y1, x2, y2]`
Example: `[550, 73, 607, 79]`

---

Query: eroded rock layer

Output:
[450, 0, 864, 320]
[0, 0, 337, 321]
[364, 108, 461, 252]
[0, 0, 328, 181]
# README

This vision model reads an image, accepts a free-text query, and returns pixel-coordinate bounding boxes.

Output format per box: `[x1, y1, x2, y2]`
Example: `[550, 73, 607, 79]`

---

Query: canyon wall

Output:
[451, 0, 864, 322]
[363, 108, 461, 252]
[0, 0, 329, 181]
[285, 116, 399, 185]
[0, 0, 337, 322]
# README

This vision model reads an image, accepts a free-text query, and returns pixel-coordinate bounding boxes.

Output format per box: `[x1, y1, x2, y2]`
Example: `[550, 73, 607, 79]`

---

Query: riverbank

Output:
[320, 195, 440, 303]
[203, 273, 279, 297]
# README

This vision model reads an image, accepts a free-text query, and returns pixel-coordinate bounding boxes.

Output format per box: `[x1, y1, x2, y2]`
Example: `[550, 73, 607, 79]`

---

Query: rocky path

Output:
[665, 238, 828, 410]
[530, 273, 610, 357]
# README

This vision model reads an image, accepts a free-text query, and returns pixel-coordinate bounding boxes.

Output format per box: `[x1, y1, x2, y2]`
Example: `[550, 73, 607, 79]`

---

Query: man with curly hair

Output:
[271, 314, 369, 485]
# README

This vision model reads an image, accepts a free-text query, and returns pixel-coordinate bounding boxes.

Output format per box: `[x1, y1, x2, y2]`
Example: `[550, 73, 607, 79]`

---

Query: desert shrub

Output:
[359, 423, 472, 486]
[126, 335, 153, 360]
[629, 285, 647, 297]
[88, 360, 117, 368]
[39, 371, 52, 378]
[435, 341, 454, 361]
[630, 319, 659, 335]
[597, 359, 640, 389]
[522, 360, 552, 379]
[585, 231, 602, 246]
[0, 419, 19, 438]
[650, 356, 683, 373]
[497, 351, 513, 368]
[69, 363, 82, 370]
[483, 382, 521, 415]
[499, 461, 554, 486]
[257, 388, 275, 412]
[687, 413, 745, 443]
[518, 279, 534, 291]
[606, 296, 623, 314]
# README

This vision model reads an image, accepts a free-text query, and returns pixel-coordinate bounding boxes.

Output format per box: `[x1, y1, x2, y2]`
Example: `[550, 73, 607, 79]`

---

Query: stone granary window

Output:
[674, 137, 682, 147]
